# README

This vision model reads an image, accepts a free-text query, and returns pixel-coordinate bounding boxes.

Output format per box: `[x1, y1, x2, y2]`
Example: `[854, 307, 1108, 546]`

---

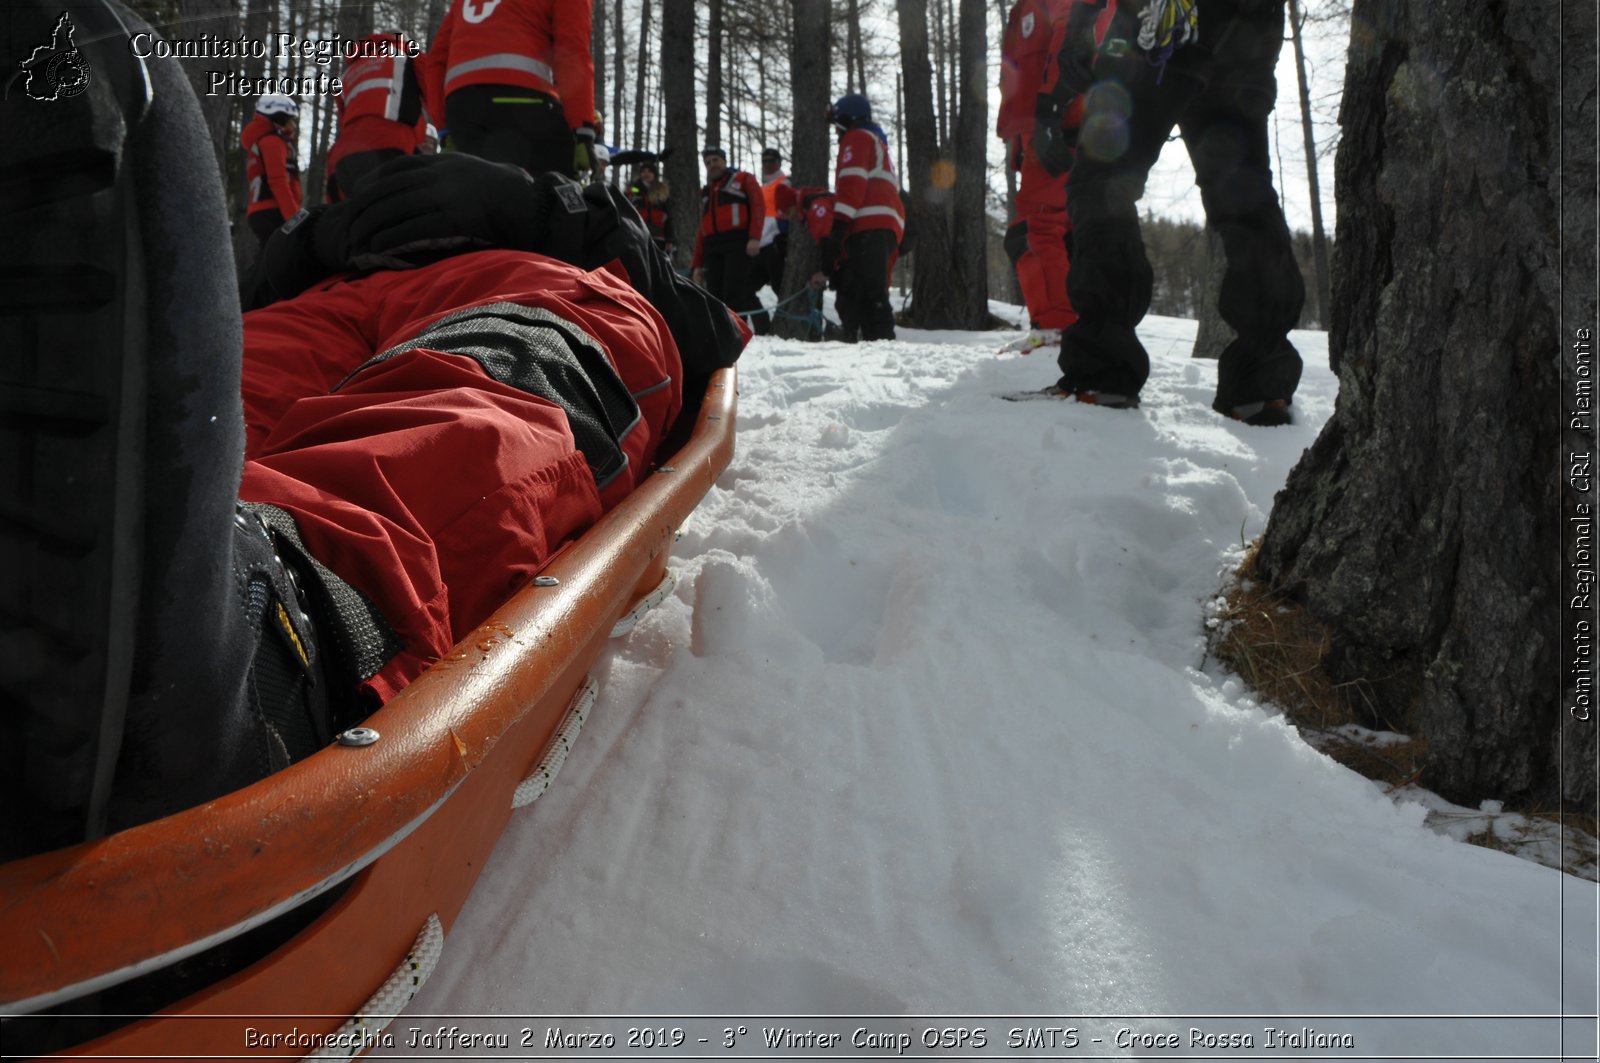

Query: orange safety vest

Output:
[692, 169, 765, 267]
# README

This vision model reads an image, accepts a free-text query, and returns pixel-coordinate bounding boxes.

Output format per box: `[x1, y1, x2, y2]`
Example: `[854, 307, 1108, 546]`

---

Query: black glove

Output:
[1033, 92, 1077, 177]
[247, 201, 358, 308]
[819, 218, 850, 269]
[344, 152, 545, 258]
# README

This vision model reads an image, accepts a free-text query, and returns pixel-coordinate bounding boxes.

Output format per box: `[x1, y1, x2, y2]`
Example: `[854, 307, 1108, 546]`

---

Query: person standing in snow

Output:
[324, 32, 429, 202]
[693, 146, 769, 334]
[1034, 0, 1304, 422]
[242, 94, 302, 248]
[627, 160, 674, 258]
[757, 147, 792, 303]
[998, 0, 1080, 354]
[416, 0, 598, 178]
[810, 93, 905, 344]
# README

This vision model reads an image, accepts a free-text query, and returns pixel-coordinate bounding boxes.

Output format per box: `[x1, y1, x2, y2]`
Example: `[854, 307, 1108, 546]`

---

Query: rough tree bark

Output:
[660, 0, 698, 274]
[948, 0, 989, 326]
[1255, 0, 1596, 807]
[897, 0, 959, 328]
[705, 0, 724, 149]
[775, 0, 832, 340]
[1192, 228, 1232, 359]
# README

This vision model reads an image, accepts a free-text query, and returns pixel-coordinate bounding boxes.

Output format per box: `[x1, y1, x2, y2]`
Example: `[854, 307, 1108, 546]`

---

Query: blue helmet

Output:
[829, 93, 872, 128]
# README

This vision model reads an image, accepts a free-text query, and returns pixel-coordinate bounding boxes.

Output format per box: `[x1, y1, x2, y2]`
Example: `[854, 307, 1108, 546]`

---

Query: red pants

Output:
[238, 250, 683, 701]
[1013, 135, 1075, 330]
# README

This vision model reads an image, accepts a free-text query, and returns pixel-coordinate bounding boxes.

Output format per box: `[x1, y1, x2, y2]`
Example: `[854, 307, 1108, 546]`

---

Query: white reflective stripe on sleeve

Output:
[444, 53, 555, 90]
[343, 76, 390, 101]
[854, 204, 904, 224]
[385, 62, 405, 121]
[833, 202, 858, 218]
[839, 166, 870, 180]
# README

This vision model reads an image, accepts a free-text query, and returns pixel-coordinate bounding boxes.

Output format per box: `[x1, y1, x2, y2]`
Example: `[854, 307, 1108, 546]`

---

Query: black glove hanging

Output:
[1033, 92, 1078, 177]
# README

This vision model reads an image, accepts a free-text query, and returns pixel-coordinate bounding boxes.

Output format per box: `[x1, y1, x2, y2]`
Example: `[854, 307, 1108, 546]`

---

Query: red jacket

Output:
[692, 169, 765, 268]
[241, 113, 302, 217]
[998, 0, 1074, 142]
[419, 0, 595, 131]
[328, 41, 428, 176]
[832, 126, 904, 243]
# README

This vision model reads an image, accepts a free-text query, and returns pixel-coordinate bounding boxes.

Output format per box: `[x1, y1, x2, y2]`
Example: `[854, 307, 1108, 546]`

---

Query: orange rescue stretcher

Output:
[0, 369, 736, 1060]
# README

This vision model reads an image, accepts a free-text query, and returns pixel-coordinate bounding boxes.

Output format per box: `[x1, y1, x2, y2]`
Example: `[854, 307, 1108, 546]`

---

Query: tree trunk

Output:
[897, 0, 958, 329]
[1255, 0, 1595, 808]
[660, 0, 698, 273]
[1287, 0, 1331, 328]
[948, 0, 989, 326]
[705, 0, 724, 149]
[776, 0, 832, 340]
[632, 0, 652, 153]
[1192, 227, 1232, 358]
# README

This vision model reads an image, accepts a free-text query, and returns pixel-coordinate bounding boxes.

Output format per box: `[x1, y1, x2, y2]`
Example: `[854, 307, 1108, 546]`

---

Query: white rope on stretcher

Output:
[303, 911, 444, 1061]
[609, 568, 678, 638]
[510, 675, 598, 809]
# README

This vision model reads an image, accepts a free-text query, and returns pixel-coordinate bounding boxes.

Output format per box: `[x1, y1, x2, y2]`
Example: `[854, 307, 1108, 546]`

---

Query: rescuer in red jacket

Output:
[692, 146, 769, 334]
[998, 0, 1079, 353]
[241, 94, 302, 247]
[3, 1, 747, 860]
[417, 0, 597, 177]
[627, 160, 674, 256]
[809, 94, 905, 343]
[325, 32, 429, 201]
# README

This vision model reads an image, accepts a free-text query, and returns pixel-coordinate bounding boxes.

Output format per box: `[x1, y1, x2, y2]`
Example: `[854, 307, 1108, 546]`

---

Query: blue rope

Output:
[736, 287, 827, 341]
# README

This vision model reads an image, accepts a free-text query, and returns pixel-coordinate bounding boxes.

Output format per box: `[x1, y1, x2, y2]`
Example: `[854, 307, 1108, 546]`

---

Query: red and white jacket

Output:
[328, 39, 428, 173]
[418, 0, 596, 130]
[691, 169, 766, 268]
[241, 113, 302, 217]
[998, 0, 1074, 142]
[832, 126, 904, 244]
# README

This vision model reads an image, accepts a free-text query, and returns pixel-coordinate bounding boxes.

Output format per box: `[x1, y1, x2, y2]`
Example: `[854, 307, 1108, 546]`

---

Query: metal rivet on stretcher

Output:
[532, 576, 560, 587]
[337, 727, 381, 747]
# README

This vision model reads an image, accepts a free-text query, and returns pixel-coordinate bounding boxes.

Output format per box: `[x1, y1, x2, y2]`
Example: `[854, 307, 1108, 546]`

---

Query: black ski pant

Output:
[445, 83, 575, 178]
[1058, 0, 1303, 411]
[701, 234, 769, 335]
[835, 228, 897, 342]
[248, 207, 287, 248]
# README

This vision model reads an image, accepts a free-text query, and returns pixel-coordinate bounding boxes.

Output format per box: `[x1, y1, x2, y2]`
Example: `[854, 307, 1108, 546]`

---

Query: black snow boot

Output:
[1, 0, 332, 859]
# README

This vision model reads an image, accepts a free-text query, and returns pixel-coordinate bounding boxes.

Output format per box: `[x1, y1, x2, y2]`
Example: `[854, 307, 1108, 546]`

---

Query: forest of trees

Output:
[123, 0, 1347, 335]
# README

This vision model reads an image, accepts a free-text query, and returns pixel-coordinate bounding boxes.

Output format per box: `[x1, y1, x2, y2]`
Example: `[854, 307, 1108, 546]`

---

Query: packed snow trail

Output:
[378, 311, 1595, 1060]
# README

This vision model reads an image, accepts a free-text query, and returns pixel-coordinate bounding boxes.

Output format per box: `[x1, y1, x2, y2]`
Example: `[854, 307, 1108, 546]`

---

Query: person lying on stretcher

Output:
[1, 5, 747, 862]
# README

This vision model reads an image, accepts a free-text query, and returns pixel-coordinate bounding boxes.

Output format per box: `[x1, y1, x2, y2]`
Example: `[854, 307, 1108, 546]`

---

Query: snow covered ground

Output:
[377, 308, 1598, 1061]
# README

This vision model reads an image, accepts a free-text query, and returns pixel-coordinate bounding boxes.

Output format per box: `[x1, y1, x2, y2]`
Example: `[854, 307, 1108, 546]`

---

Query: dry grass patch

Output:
[1206, 542, 1598, 881]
